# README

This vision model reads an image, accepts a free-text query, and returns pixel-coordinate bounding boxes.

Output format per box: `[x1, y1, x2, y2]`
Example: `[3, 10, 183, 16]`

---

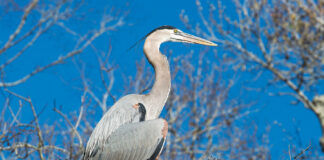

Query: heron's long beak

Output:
[178, 32, 217, 46]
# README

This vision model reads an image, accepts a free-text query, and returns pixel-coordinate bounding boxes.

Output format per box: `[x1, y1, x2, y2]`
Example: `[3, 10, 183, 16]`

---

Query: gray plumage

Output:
[83, 26, 217, 160]
[93, 119, 166, 160]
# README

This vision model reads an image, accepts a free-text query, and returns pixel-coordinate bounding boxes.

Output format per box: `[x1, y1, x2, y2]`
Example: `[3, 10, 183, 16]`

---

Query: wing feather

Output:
[84, 94, 145, 159]
[94, 119, 167, 160]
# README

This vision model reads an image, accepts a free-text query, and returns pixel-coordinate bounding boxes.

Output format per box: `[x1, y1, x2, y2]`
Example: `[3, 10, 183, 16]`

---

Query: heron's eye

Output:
[173, 29, 178, 33]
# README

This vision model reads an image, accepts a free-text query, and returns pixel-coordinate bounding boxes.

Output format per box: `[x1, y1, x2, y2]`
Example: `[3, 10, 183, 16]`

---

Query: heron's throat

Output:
[143, 40, 171, 119]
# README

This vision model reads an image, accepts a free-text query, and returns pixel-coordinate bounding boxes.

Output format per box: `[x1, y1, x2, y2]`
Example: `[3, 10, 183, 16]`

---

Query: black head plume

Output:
[145, 25, 176, 37]
[127, 25, 177, 51]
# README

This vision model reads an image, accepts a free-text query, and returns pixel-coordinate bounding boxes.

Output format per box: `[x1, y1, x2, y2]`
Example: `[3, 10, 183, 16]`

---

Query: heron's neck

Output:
[143, 39, 171, 120]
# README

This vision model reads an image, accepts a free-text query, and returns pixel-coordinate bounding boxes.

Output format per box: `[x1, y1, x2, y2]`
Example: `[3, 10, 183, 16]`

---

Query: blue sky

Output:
[0, 0, 322, 159]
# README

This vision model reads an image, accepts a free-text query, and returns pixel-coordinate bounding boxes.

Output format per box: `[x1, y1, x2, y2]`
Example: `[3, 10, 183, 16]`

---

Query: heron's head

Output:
[146, 25, 217, 46]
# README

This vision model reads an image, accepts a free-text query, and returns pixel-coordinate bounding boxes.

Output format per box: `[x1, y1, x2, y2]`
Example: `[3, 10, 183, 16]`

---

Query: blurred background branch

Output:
[181, 0, 323, 156]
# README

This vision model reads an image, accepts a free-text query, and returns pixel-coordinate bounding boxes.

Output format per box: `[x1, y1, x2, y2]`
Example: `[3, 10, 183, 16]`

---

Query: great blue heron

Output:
[83, 25, 217, 160]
